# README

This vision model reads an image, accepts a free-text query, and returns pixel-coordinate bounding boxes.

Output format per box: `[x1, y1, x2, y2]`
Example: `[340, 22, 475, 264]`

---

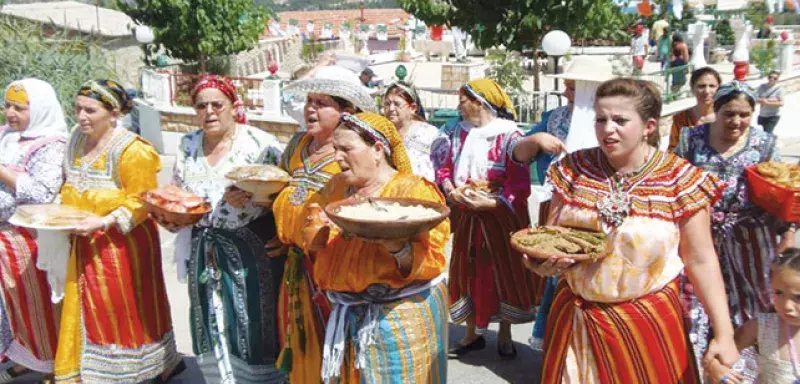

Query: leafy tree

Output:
[399, 0, 628, 90]
[117, 0, 273, 73]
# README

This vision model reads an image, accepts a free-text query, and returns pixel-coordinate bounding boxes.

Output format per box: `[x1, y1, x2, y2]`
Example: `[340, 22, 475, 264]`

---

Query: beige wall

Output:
[159, 111, 301, 145]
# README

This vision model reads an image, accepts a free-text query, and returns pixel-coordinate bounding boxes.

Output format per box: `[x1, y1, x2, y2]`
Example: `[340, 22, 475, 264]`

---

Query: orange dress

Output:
[314, 172, 450, 383]
[668, 109, 699, 152]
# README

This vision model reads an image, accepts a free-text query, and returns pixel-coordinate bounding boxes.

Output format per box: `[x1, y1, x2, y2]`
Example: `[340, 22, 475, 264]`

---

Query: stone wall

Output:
[159, 110, 301, 145]
[441, 62, 488, 89]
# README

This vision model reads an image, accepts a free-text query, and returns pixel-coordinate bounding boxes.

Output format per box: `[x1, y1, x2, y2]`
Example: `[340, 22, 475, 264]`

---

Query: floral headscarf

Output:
[714, 81, 757, 107]
[78, 79, 134, 114]
[190, 75, 247, 124]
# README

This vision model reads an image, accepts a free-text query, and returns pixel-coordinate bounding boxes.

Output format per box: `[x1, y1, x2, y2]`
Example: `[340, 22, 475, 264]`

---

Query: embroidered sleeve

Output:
[116, 139, 161, 233]
[500, 131, 531, 207]
[258, 137, 284, 166]
[671, 161, 725, 222]
[16, 140, 66, 205]
[171, 134, 191, 187]
[547, 152, 580, 203]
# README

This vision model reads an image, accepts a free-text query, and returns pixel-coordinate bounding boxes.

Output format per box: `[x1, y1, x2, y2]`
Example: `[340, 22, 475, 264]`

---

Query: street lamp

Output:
[134, 25, 155, 66]
[541, 30, 571, 91]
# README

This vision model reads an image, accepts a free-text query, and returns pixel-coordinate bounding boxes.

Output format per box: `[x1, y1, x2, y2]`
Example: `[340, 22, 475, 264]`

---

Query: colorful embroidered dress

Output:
[172, 125, 286, 383]
[675, 124, 781, 377]
[0, 127, 65, 373]
[436, 119, 540, 330]
[273, 133, 339, 384]
[541, 148, 722, 384]
[403, 120, 441, 182]
[314, 172, 449, 383]
[55, 129, 179, 383]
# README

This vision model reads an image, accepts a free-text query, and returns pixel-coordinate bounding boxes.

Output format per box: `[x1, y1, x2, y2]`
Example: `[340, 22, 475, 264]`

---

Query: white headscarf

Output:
[4, 78, 68, 139]
[1, 79, 68, 166]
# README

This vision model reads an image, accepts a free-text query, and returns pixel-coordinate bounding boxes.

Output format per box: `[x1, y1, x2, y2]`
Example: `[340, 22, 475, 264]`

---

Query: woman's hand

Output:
[704, 357, 742, 384]
[703, 336, 740, 369]
[224, 186, 252, 208]
[265, 236, 288, 258]
[71, 216, 108, 237]
[460, 192, 498, 211]
[522, 255, 576, 277]
[529, 133, 566, 156]
[778, 227, 796, 253]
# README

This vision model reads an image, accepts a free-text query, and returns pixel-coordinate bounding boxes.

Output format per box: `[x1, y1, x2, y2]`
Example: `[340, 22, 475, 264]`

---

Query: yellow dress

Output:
[274, 133, 340, 383]
[313, 172, 450, 383]
[55, 129, 179, 383]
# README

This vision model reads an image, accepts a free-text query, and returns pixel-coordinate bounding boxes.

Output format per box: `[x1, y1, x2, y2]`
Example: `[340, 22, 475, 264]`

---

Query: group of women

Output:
[0, 61, 791, 383]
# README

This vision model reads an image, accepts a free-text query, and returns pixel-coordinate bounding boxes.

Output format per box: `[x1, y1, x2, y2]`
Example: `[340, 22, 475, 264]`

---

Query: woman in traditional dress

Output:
[159, 75, 286, 383]
[667, 67, 721, 152]
[381, 82, 440, 181]
[55, 80, 181, 383]
[309, 112, 449, 383]
[438, 78, 540, 359]
[272, 66, 376, 383]
[528, 78, 738, 383]
[0, 79, 67, 381]
[675, 81, 793, 379]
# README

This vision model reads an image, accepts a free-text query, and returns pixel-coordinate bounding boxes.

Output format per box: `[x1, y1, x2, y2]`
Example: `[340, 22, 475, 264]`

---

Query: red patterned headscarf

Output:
[190, 75, 247, 124]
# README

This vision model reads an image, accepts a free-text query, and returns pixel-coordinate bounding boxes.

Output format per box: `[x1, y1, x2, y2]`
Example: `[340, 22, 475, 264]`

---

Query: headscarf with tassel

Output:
[339, 112, 412, 174]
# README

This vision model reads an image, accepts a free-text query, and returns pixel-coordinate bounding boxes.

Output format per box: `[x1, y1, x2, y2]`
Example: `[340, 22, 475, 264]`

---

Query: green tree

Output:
[399, 0, 628, 90]
[117, 0, 273, 73]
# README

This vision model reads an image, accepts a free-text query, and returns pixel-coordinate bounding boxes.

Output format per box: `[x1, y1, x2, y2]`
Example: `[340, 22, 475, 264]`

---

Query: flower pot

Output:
[733, 61, 749, 81]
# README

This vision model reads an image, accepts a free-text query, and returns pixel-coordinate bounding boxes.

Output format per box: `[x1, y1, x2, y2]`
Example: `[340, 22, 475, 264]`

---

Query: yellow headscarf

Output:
[462, 78, 517, 120]
[339, 112, 412, 174]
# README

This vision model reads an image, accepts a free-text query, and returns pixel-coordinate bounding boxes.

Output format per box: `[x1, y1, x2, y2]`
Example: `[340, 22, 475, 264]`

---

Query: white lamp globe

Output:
[134, 26, 155, 44]
[542, 30, 571, 56]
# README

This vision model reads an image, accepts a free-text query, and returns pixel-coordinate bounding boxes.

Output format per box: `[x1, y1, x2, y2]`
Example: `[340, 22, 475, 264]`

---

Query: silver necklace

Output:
[596, 148, 655, 229]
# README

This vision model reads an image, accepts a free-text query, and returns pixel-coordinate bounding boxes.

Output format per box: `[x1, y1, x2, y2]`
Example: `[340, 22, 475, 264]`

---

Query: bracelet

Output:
[390, 242, 412, 258]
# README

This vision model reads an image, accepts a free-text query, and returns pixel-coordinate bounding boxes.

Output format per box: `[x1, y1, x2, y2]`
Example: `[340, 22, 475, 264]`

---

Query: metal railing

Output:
[632, 63, 694, 103]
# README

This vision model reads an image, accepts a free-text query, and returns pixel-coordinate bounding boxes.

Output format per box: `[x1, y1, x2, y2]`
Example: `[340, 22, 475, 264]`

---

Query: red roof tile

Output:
[265, 9, 411, 38]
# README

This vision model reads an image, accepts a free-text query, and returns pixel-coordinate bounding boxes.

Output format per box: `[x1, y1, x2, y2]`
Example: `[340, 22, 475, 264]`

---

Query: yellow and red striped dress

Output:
[541, 148, 723, 384]
[54, 129, 179, 383]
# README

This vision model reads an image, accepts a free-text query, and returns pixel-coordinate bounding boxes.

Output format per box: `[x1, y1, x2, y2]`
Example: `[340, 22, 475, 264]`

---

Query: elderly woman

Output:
[667, 67, 721, 151]
[676, 81, 791, 379]
[272, 66, 376, 383]
[0, 79, 66, 381]
[159, 75, 285, 383]
[437, 78, 539, 359]
[527, 78, 737, 383]
[381, 82, 440, 181]
[308, 112, 449, 383]
[55, 80, 181, 383]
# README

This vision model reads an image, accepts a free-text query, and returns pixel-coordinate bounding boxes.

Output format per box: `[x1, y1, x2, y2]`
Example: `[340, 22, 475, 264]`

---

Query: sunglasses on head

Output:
[194, 101, 226, 111]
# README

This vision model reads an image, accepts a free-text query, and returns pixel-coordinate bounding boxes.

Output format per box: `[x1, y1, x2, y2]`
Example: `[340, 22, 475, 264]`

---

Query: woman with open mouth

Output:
[272, 66, 376, 384]
[157, 75, 285, 383]
[529, 78, 736, 383]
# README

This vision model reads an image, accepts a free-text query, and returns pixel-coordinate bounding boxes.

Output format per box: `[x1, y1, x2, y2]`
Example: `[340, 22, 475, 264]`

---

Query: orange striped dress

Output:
[541, 148, 723, 383]
[54, 129, 179, 383]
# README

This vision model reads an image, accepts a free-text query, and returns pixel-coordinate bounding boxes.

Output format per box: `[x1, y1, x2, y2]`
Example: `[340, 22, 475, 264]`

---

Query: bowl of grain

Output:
[324, 197, 450, 240]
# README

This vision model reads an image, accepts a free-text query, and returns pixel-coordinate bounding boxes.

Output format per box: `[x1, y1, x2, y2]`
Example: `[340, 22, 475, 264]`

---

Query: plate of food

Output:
[10, 204, 99, 230]
[141, 185, 212, 227]
[324, 197, 450, 240]
[510, 226, 607, 261]
[225, 165, 291, 203]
